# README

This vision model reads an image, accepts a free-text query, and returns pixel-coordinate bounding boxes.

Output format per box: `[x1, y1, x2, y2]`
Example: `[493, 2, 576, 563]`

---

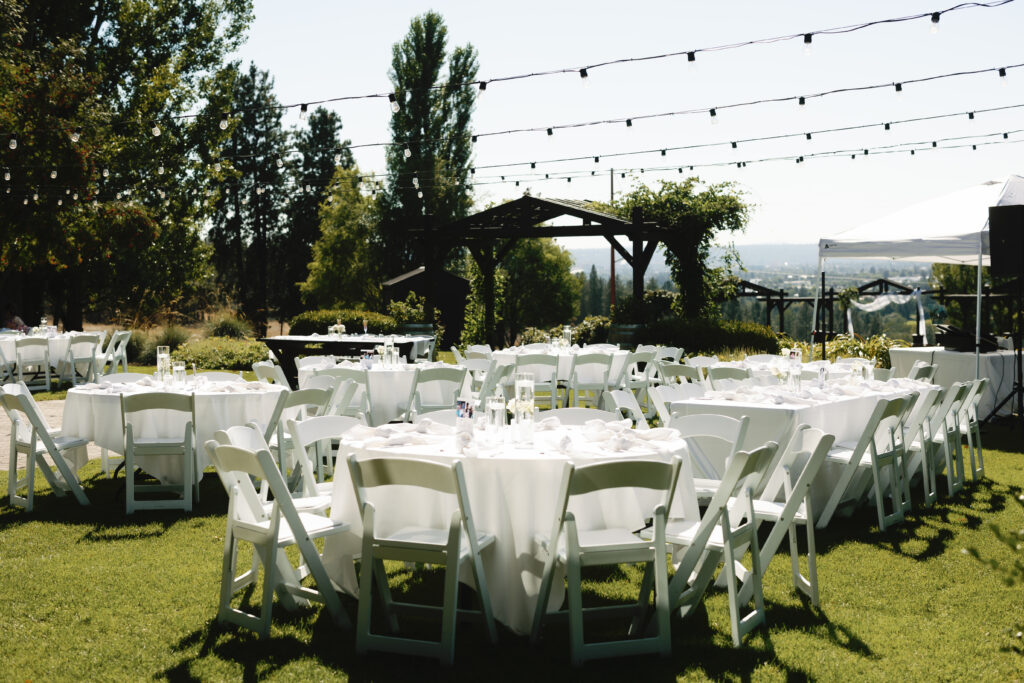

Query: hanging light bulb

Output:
[894, 82, 903, 97]
[276, 157, 284, 168]
[65, 188, 70, 194]
[389, 93, 400, 113]
[687, 51, 696, 69]
[626, 119, 632, 128]
[57, 198, 62, 206]
[102, 168, 109, 177]
[333, 152, 341, 164]
[930, 11, 940, 34]
[417, 190, 423, 198]
[304, 184, 311, 192]
[50, 169, 57, 179]
[8, 134, 16, 150]
[157, 165, 164, 175]
[116, 192, 121, 199]
[219, 111, 229, 130]
[709, 108, 718, 125]
[594, 156, 600, 163]
[546, 127, 553, 136]
[412, 176, 419, 188]
[151, 123, 161, 137]
[579, 68, 589, 87]
[33, 192, 38, 201]
[72, 192, 78, 200]
[803, 33, 812, 56]
[403, 146, 412, 159]
[299, 103, 308, 120]
[999, 67, 1008, 87]
[92, 199, 98, 206]
[465, 186, 472, 196]
[70, 127, 81, 143]
[23, 198, 28, 205]
[478, 81, 487, 98]
[4, 187, 9, 194]
[798, 96, 806, 107]
[3, 170, 9, 181]
[213, 162, 220, 172]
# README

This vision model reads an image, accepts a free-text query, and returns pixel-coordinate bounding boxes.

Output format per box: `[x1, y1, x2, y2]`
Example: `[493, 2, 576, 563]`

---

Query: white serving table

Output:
[62, 380, 286, 484]
[889, 346, 1015, 417]
[323, 421, 696, 635]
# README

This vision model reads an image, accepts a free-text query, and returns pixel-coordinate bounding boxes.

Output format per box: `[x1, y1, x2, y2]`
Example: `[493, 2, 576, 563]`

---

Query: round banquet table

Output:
[491, 345, 629, 383]
[322, 421, 698, 635]
[0, 331, 92, 367]
[62, 380, 286, 485]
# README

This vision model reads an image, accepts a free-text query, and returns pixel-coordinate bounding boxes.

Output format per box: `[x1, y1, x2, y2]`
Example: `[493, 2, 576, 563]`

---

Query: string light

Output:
[72, 192, 77, 200]
[478, 81, 487, 97]
[798, 96, 806, 106]
[626, 119, 633, 128]
[299, 103, 308, 120]
[403, 146, 412, 159]
[57, 198, 62, 206]
[710, 108, 718, 125]
[219, 112, 229, 130]
[304, 184, 311, 192]
[276, 157, 284, 167]
[151, 123, 161, 137]
[547, 128, 553, 136]
[8, 134, 16, 150]
[806, 132, 813, 140]
[70, 127, 81, 143]
[968, 111, 975, 119]
[930, 11, 941, 34]
[803, 33, 813, 56]
[417, 190, 423, 198]
[687, 51, 696, 68]
[895, 82, 903, 95]
[32, 192, 38, 201]
[579, 68, 588, 81]
[50, 170, 57, 179]
[157, 165, 164, 174]
[389, 93, 400, 113]
[3, 170, 9, 181]
[884, 122, 891, 130]
[334, 152, 341, 164]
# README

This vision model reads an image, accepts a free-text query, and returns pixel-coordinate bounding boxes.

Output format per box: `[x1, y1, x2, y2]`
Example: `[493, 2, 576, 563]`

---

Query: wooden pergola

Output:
[408, 195, 669, 346]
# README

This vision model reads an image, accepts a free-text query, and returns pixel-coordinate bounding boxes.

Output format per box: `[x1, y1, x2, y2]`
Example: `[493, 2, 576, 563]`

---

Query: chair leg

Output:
[566, 547, 585, 666]
[439, 520, 461, 667]
[972, 423, 984, 479]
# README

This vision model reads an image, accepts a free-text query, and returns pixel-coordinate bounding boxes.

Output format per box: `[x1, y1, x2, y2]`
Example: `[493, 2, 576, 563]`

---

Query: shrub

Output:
[288, 309, 397, 336]
[125, 330, 149, 364]
[641, 318, 780, 354]
[205, 315, 252, 339]
[172, 337, 269, 371]
[781, 333, 908, 368]
[517, 316, 611, 346]
[386, 292, 425, 327]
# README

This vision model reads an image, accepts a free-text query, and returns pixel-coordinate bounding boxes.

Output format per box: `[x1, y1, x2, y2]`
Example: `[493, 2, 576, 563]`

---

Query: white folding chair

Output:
[900, 386, 943, 507]
[656, 362, 704, 385]
[348, 454, 497, 666]
[610, 350, 657, 414]
[815, 394, 914, 530]
[602, 389, 650, 430]
[668, 413, 749, 496]
[685, 355, 719, 387]
[208, 442, 351, 638]
[121, 391, 198, 514]
[15, 337, 51, 391]
[514, 353, 560, 410]
[544, 407, 621, 425]
[872, 367, 895, 381]
[908, 362, 937, 382]
[459, 358, 494, 394]
[2, 383, 90, 511]
[95, 330, 130, 375]
[58, 334, 100, 387]
[450, 346, 467, 364]
[252, 360, 290, 387]
[315, 367, 373, 424]
[663, 443, 778, 647]
[295, 355, 335, 371]
[563, 353, 612, 408]
[958, 377, 988, 481]
[531, 456, 682, 665]
[0, 345, 15, 384]
[472, 361, 512, 410]
[707, 366, 752, 390]
[288, 413, 363, 492]
[265, 387, 333, 474]
[98, 372, 151, 384]
[927, 382, 972, 497]
[404, 366, 467, 422]
[649, 383, 705, 426]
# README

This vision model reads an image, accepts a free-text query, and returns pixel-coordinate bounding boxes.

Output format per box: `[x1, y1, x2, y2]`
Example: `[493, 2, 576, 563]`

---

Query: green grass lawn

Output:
[2, 422, 1023, 680]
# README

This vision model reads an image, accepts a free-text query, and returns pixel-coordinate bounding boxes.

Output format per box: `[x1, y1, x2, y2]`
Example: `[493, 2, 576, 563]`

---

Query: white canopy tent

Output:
[815, 174, 1024, 375]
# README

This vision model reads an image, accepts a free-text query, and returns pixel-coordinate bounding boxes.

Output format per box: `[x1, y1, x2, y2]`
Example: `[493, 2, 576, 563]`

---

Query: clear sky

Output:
[232, 0, 1024, 249]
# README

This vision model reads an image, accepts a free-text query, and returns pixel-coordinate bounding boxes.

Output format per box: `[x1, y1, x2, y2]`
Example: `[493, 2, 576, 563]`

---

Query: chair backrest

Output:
[758, 425, 835, 504]
[407, 366, 467, 419]
[208, 442, 286, 531]
[657, 362, 703, 385]
[901, 385, 942, 447]
[466, 344, 492, 357]
[908, 363, 937, 382]
[314, 367, 371, 420]
[450, 346, 467, 364]
[281, 386, 333, 421]
[295, 355, 335, 370]
[957, 377, 986, 423]
[686, 355, 719, 369]
[872, 367, 895, 381]
[98, 372, 151, 384]
[668, 413, 749, 479]
[870, 394, 913, 458]
[744, 354, 779, 364]
[654, 346, 683, 363]
[474, 361, 512, 407]
[707, 366, 751, 389]
[196, 371, 243, 382]
[522, 343, 549, 352]
[252, 360, 289, 386]
[287, 413, 364, 495]
[514, 353, 558, 385]
[16, 336, 49, 364]
[67, 334, 100, 359]
[303, 373, 340, 393]
[567, 353, 612, 387]
[926, 381, 970, 437]
[460, 358, 493, 374]
[601, 389, 649, 429]
[0, 383, 55, 446]
[545, 407, 621, 425]
[649, 383, 706, 425]
[121, 391, 196, 443]
[209, 424, 273, 499]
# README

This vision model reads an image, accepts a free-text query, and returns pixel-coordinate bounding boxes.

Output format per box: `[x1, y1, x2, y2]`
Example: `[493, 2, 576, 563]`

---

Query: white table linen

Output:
[889, 346, 1015, 417]
[0, 332, 92, 367]
[323, 420, 696, 635]
[279, 334, 433, 362]
[62, 380, 286, 484]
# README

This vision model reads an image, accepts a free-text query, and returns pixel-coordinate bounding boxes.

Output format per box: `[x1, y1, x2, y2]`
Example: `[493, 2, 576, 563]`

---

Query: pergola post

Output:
[631, 207, 644, 305]
[470, 246, 497, 347]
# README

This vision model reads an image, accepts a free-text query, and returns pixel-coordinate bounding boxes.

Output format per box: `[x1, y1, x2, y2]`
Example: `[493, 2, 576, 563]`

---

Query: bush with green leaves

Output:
[288, 309, 397, 336]
[642, 318, 780, 354]
[204, 315, 252, 339]
[780, 333, 909, 368]
[133, 325, 192, 365]
[386, 292, 425, 327]
[171, 337, 269, 371]
[517, 316, 612, 347]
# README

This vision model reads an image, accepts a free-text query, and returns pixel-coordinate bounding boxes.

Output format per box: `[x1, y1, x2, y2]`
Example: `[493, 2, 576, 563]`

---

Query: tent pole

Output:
[810, 257, 822, 354]
[976, 249, 983, 379]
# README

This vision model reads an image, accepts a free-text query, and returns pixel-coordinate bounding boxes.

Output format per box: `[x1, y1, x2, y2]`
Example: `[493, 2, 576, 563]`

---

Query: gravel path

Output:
[0, 399, 106, 472]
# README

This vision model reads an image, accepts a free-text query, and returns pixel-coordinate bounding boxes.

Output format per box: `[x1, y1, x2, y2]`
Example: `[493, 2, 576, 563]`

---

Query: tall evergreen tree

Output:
[376, 11, 478, 278]
[587, 265, 604, 316]
[208, 62, 287, 335]
[281, 107, 351, 318]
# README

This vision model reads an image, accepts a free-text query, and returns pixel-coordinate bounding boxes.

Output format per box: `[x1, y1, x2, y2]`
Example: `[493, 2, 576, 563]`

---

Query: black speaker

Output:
[989, 205, 1024, 277]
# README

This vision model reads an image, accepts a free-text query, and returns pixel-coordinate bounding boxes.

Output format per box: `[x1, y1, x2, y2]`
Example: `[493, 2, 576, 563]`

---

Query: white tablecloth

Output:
[323, 422, 696, 635]
[62, 381, 286, 484]
[0, 332, 90, 366]
[671, 378, 928, 517]
[491, 347, 629, 383]
[281, 334, 433, 362]
[889, 346, 1015, 417]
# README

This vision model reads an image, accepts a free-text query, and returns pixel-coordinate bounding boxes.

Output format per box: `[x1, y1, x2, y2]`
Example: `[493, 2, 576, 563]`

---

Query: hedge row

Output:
[639, 318, 781, 354]
[171, 337, 269, 371]
[288, 309, 397, 336]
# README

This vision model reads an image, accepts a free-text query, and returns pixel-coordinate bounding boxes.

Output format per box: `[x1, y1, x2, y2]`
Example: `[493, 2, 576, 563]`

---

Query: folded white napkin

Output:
[363, 432, 432, 448]
[603, 434, 638, 452]
[78, 383, 102, 391]
[414, 418, 454, 436]
[346, 425, 378, 441]
[634, 427, 676, 441]
[536, 416, 561, 431]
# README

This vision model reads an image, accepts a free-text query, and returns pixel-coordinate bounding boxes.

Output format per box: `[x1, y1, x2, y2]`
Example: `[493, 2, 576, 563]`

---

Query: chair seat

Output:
[132, 437, 188, 450]
[694, 477, 721, 498]
[236, 512, 349, 546]
[825, 445, 871, 467]
[376, 525, 495, 556]
[661, 518, 730, 550]
[537, 527, 655, 564]
[17, 433, 87, 453]
[750, 498, 808, 524]
[274, 495, 332, 515]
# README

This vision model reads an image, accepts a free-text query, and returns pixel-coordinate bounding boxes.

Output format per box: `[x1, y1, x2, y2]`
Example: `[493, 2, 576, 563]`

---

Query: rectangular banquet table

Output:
[889, 346, 1014, 417]
[323, 422, 697, 635]
[261, 335, 434, 388]
[62, 381, 286, 485]
[671, 378, 927, 520]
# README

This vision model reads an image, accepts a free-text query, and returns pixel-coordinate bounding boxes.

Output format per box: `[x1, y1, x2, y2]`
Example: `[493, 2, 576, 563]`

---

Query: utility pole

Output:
[609, 168, 616, 311]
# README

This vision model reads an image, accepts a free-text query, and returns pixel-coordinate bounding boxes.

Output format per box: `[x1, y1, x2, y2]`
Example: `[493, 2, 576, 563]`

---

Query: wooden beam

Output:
[605, 236, 633, 265]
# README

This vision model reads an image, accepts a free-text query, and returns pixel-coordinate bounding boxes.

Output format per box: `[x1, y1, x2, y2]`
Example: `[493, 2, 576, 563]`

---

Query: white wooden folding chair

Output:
[609, 350, 657, 414]
[668, 413, 749, 498]
[872, 367, 895, 381]
[908, 362, 937, 382]
[958, 377, 988, 481]
[471, 361, 512, 410]
[657, 362, 704, 385]
[531, 456, 682, 665]
[95, 330, 130, 375]
[816, 394, 913, 530]
[929, 381, 972, 497]
[2, 383, 90, 511]
[263, 387, 333, 474]
[287, 413, 363, 488]
[662, 442, 777, 647]
[707, 366, 752, 390]
[315, 367, 373, 424]
[684, 355, 719, 388]
[649, 382, 705, 426]
[459, 358, 494, 394]
[602, 389, 650, 430]
[15, 337, 51, 391]
[0, 345, 15, 384]
[404, 366, 467, 422]
[450, 346, 467, 364]
[900, 385, 943, 507]
[252, 360, 290, 387]
[208, 442, 351, 638]
[514, 353, 560, 409]
[348, 454, 497, 666]
[121, 391, 198, 514]
[563, 353, 612, 408]
[58, 333, 100, 387]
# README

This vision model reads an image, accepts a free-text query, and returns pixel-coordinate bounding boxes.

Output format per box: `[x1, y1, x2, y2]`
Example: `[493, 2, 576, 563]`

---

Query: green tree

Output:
[302, 167, 380, 309]
[498, 238, 580, 342]
[0, 0, 252, 328]
[603, 179, 749, 319]
[376, 11, 477, 277]
[208, 62, 287, 335]
[932, 264, 1013, 336]
[282, 107, 351, 318]
[587, 265, 605, 317]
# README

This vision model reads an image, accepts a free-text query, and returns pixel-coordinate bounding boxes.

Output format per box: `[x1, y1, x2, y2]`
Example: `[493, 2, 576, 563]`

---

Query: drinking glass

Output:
[486, 396, 506, 446]
[514, 372, 535, 446]
[172, 361, 186, 386]
[156, 345, 171, 381]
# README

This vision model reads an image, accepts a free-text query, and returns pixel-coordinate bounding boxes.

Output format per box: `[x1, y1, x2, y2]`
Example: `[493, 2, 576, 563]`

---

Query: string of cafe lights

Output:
[4, 125, 1021, 206]
[0, 0, 1015, 143]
